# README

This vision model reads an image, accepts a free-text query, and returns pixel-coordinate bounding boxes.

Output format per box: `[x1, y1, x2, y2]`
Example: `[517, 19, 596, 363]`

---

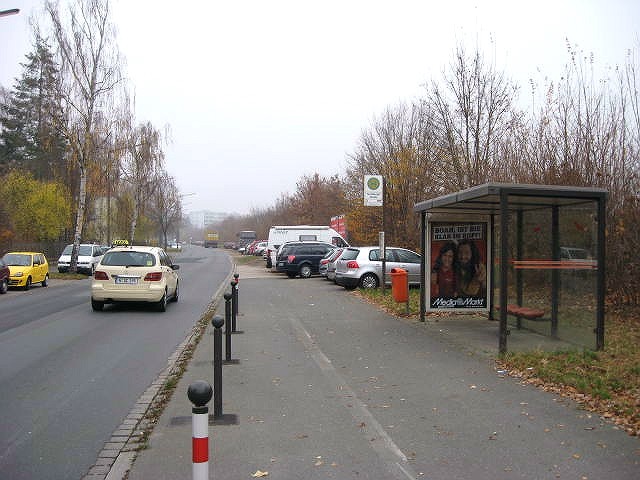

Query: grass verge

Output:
[497, 307, 640, 436]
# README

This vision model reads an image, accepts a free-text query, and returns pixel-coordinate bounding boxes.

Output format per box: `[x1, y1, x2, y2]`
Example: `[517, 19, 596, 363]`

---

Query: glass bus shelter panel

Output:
[493, 202, 599, 350]
[556, 202, 599, 350]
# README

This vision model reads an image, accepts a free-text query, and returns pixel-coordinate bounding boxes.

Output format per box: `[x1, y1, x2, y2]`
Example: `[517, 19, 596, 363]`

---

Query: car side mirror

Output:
[172, 265, 180, 270]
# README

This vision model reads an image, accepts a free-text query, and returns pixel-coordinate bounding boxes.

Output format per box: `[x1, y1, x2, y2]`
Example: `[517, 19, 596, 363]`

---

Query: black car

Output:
[275, 242, 335, 278]
[0, 258, 9, 294]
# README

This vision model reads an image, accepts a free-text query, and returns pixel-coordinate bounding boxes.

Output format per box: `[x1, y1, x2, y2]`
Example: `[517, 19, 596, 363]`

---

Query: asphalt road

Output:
[0, 245, 231, 480]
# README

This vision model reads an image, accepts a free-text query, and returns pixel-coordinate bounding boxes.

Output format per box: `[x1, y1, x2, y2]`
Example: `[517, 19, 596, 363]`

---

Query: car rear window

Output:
[340, 248, 359, 261]
[102, 251, 156, 267]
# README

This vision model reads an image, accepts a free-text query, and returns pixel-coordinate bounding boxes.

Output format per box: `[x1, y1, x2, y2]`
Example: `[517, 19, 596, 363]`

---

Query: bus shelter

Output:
[414, 183, 607, 353]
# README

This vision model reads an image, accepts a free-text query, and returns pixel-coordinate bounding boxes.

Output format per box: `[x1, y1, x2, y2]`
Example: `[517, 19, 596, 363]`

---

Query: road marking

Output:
[288, 315, 418, 480]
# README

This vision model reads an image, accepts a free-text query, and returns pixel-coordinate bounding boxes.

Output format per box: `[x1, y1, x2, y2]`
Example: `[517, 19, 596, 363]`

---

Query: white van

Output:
[57, 243, 106, 274]
[266, 225, 349, 268]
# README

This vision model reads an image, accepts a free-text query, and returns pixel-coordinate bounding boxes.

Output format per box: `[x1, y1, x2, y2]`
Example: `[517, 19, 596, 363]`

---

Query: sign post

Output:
[365, 175, 385, 292]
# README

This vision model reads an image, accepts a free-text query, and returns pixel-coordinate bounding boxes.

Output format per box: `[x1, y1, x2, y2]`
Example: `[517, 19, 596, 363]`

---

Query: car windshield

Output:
[61, 245, 97, 256]
[3, 253, 32, 266]
[101, 251, 156, 267]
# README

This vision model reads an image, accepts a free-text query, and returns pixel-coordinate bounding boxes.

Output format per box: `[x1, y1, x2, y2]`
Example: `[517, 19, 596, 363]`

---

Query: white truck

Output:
[265, 225, 349, 268]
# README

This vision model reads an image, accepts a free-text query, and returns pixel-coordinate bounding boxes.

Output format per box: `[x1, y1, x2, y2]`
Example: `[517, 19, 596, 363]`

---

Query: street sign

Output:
[364, 175, 383, 206]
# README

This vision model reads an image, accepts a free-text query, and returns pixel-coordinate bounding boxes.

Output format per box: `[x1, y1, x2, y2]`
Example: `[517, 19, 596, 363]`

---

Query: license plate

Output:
[115, 276, 138, 285]
[278, 262, 285, 267]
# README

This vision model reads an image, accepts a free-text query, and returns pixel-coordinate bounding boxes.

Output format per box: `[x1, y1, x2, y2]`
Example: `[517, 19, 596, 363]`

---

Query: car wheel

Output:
[171, 281, 179, 302]
[156, 291, 167, 312]
[299, 264, 312, 278]
[24, 277, 32, 291]
[0, 278, 7, 294]
[42, 274, 49, 287]
[360, 273, 379, 289]
[286, 272, 297, 278]
[91, 299, 104, 311]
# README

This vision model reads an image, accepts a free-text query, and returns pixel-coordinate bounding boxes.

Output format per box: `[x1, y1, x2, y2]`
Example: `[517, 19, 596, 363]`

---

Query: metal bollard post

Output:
[224, 292, 232, 362]
[187, 380, 212, 480]
[230, 280, 238, 333]
[233, 273, 240, 315]
[211, 315, 224, 419]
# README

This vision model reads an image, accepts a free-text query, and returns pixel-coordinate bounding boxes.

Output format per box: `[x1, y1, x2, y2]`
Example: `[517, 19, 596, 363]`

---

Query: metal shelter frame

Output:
[414, 183, 607, 353]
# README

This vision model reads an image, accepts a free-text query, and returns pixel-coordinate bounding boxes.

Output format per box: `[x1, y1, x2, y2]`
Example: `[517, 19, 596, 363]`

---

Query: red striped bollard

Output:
[188, 380, 213, 480]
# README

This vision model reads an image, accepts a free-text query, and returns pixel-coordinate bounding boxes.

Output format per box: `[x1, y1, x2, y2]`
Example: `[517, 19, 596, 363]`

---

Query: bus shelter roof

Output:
[414, 183, 607, 215]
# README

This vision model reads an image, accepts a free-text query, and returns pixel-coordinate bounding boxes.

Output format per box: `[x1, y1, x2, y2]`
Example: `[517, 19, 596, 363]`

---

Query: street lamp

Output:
[0, 9, 19, 17]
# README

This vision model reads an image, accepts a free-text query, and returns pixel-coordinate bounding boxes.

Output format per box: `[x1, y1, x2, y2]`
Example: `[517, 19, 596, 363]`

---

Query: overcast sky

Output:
[1, 0, 639, 215]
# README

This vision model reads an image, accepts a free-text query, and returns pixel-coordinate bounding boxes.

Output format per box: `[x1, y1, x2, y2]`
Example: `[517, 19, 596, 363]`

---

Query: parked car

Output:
[275, 241, 335, 278]
[0, 258, 9, 294]
[91, 245, 180, 312]
[253, 241, 268, 256]
[318, 248, 337, 277]
[334, 246, 421, 289]
[325, 247, 345, 283]
[2, 251, 49, 290]
[57, 243, 105, 274]
[244, 240, 261, 255]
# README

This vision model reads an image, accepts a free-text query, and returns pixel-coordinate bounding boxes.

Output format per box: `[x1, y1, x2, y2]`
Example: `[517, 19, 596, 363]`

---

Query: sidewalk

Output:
[124, 267, 639, 479]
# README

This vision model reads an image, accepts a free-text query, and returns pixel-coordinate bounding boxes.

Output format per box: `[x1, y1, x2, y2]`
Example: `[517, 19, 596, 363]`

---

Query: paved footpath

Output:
[124, 268, 639, 480]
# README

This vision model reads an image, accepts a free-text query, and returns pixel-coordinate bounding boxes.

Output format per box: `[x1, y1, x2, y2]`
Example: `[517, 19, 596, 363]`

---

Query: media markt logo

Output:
[367, 177, 380, 191]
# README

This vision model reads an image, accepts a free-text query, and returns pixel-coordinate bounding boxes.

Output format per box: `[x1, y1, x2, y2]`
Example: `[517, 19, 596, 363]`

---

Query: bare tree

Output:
[149, 173, 182, 248]
[290, 173, 347, 225]
[45, 0, 123, 271]
[122, 121, 165, 241]
[427, 45, 519, 190]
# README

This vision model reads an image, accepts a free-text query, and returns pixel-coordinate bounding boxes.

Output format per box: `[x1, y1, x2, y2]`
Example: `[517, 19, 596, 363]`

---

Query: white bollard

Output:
[188, 381, 212, 480]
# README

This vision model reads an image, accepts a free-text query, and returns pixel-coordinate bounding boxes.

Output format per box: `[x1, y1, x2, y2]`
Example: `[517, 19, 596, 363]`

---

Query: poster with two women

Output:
[428, 222, 489, 311]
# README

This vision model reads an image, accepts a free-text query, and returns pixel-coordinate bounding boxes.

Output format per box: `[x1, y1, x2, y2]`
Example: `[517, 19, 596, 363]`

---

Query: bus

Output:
[237, 230, 257, 250]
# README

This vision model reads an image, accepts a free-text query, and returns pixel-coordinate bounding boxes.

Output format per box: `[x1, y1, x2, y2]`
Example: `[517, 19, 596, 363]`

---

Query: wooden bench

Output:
[496, 304, 547, 321]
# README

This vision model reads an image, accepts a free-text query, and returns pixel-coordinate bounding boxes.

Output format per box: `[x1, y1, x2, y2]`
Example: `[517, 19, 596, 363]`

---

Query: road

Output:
[0, 245, 231, 480]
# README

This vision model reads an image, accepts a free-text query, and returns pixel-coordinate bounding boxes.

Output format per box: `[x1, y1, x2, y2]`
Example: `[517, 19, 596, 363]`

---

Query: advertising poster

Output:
[428, 222, 489, 311]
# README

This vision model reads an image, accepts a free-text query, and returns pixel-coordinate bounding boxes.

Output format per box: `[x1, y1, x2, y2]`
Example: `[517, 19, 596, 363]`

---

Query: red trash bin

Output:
[390, 268, 408, 302]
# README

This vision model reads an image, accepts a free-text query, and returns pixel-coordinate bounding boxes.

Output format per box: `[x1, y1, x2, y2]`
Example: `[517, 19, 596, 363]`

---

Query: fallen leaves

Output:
[251, 470, 269, 477]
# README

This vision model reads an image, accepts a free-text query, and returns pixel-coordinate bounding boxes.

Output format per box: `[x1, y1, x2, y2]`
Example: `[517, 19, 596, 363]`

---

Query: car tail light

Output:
[144, 272, 163, 281]
[94, 270, 109, 280]
[346, 261, 359, 269]
[287, 255, 296, 263]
